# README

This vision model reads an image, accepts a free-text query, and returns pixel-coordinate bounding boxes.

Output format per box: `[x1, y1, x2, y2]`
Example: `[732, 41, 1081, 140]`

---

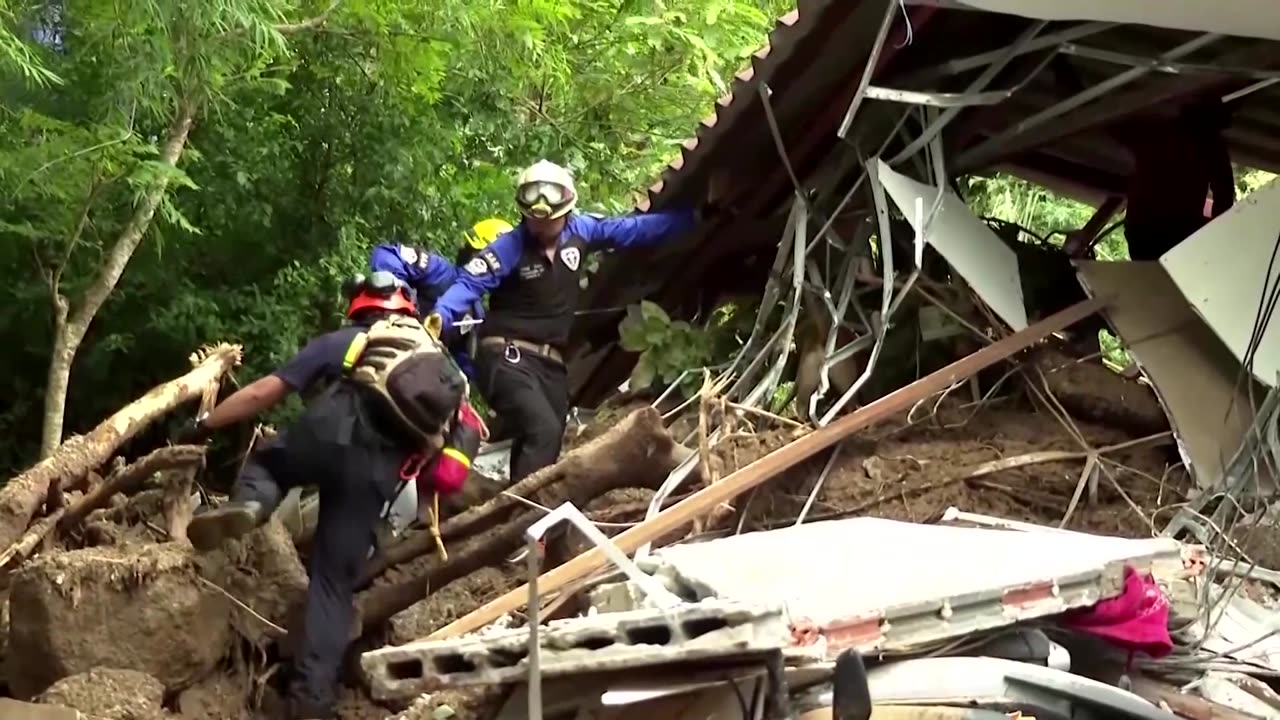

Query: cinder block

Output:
[361, 599, 786, 701]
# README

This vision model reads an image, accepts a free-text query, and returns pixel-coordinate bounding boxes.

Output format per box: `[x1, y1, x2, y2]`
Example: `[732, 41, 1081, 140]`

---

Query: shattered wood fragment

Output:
[0, 345, 239, 552]
[426, 299, 1105, 641]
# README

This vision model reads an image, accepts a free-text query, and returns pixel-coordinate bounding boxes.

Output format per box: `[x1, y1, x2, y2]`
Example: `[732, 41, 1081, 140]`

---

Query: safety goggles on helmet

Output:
[343, 272, 417, 318]
[516, 181, 573, 219]
[343, 271, 407, 300]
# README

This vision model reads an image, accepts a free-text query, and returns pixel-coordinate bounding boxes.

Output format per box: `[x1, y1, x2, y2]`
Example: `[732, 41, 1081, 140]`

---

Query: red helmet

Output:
[346, 288, 416, 318]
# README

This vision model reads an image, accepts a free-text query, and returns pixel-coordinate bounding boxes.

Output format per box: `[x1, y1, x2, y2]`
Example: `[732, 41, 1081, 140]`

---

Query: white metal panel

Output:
[1159, 176, 1280, 386]
[955, 0, 1280, 42]
[876, 160, 1029, 330]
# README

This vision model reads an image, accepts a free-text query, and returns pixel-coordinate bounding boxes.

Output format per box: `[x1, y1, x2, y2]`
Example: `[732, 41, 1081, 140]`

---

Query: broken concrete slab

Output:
[362, 599, 786, 701]
[7, 543, 232, 698]
[37, 668, 165, 720]
[644, 517, 1184, 657]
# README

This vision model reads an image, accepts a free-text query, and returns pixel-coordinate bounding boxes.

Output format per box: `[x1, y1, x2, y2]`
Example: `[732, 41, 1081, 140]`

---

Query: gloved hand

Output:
[174, 414, 214, 445]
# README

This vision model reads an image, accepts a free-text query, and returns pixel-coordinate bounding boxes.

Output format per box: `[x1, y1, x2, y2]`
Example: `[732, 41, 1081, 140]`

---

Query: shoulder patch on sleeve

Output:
[473, 248, 503, 275]
[397, 244, 419, 266]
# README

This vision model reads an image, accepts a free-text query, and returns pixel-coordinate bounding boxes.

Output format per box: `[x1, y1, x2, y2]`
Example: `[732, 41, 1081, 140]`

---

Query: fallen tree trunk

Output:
[0, 345, 240, 551]
[362, 408, 678, 584]
[356, 407, 681, 626]
[421, 298, 1105, 641]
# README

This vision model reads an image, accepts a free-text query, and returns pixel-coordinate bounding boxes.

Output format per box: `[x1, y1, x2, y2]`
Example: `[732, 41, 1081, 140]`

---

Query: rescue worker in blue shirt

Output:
[430, 159, 716, 482]
[369, 218, 513, 380]
[178, 272, 472, 720]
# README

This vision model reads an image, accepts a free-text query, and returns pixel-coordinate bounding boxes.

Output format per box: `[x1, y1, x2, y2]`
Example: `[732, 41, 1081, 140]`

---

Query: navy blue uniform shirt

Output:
[433, 210, 695, 349]
[272, 326, 364, 393]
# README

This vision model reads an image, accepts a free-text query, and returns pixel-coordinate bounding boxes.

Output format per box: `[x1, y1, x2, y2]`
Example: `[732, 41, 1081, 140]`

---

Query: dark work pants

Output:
[233, 390, 404, 719]
[475, 344, 569, 483]
[1126, 216, 1206, 261]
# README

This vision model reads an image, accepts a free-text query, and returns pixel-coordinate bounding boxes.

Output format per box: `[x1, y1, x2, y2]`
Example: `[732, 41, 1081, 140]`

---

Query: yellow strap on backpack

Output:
[428, 491, 447, 562]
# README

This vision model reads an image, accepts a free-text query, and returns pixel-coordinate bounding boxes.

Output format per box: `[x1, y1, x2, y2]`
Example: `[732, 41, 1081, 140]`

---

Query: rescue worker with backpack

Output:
[179, 271, 486, 720]
[430, 160, 719, 482]
[370, 218, 514, 381]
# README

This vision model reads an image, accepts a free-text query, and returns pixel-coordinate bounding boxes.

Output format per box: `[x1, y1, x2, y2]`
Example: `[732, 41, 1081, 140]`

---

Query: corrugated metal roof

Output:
[635, 0, 840, 213]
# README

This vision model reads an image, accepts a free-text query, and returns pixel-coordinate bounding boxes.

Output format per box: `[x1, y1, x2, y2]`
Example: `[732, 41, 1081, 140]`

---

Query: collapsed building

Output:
[5, 1, 1280, 719]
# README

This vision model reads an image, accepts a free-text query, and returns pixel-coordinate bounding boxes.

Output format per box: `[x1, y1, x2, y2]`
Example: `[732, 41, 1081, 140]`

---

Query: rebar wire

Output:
[794, 443, 845, 527]
[818, 157, 896, 425]
[837, 0, 906, 140]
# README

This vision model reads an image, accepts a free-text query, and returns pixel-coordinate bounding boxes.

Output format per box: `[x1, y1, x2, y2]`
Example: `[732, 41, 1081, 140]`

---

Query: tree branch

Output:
[63, 98, 197, 352]
[275, 0, 341, 33]
[60, 444, 207, 529]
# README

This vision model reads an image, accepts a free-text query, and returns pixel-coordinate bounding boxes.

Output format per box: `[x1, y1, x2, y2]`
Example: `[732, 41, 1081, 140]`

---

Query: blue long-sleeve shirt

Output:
[369, 243, 460, 312]
[434, 209, 696, 349]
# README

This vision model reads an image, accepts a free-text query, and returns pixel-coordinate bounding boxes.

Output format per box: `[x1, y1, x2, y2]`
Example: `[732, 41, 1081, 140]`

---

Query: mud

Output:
[7, 542, 233, 699]
[175, 667, 252, 720]
[711, 403, 1186, 539]
[196, 517, 308, 647]
[388, 566, 517, 646]
[37, 668, 166, 719]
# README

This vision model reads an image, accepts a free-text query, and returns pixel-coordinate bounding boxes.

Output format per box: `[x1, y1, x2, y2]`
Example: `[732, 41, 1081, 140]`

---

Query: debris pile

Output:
[3, 193, 1279, 720]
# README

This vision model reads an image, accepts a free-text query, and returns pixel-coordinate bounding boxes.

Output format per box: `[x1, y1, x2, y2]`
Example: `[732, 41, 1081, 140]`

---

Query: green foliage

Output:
[619, 300, 711, 390]
[0, 0, 788, 474]
[617, 298, 756, 394]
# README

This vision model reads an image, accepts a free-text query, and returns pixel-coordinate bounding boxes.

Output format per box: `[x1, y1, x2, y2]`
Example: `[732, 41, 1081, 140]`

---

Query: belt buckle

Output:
[504, 342, 522, 364]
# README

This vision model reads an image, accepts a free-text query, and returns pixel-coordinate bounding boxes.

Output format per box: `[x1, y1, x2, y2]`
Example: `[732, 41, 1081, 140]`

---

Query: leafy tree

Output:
[0, 0, 789, 475]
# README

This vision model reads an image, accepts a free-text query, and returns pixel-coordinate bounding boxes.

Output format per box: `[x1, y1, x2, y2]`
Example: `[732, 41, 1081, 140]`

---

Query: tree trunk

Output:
[38, 99, 198, 458]
[0, 345, 239, 551]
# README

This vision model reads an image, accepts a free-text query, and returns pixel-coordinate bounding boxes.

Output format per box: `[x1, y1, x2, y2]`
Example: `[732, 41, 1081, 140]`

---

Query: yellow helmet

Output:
[515, 160, 577, 220]
[464, 218, 513, 250]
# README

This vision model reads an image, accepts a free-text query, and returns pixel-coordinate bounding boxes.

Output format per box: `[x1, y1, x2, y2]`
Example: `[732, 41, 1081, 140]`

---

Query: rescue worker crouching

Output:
[430, 159, 720, 482]
[179, 271, 486, 720]
[369, 218, 513, 381]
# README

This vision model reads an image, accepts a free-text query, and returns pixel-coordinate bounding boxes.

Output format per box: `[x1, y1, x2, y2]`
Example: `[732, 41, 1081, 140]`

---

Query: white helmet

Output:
[515, 160, 577, 220]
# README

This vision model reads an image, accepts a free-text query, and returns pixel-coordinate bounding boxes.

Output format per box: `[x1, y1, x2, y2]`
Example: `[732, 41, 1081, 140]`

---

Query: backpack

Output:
[343, 314, 468, 446]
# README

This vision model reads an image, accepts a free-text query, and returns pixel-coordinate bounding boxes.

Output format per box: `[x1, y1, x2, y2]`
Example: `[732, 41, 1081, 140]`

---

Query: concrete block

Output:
[362, 599, 786, 701]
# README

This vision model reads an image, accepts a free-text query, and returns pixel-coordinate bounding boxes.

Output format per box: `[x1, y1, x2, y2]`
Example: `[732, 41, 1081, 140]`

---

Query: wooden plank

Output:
[424, 298, 1105, 641]
[1130, 677, 1259, 720]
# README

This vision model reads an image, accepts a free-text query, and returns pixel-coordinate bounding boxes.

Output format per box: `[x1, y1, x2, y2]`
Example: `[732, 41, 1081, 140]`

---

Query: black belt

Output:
[480, 337, 564, 364]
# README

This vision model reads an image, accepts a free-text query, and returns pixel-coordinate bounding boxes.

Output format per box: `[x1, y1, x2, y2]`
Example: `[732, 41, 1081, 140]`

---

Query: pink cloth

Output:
[1061, 564, 1173, 659]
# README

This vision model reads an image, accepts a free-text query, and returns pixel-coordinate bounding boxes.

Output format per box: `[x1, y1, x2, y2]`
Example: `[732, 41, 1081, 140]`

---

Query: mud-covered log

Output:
[363, 408, 678, 584]
[0, 345, 240, 551]
[60, 445, 206, 530]
[1032, 348, 1168, 435]
[356, 407, 681, 627]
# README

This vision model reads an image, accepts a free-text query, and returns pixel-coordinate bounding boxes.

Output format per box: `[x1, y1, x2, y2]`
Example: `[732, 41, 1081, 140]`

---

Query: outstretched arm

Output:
[433, 233, 523, 333]
[581, 209, 698, 250]
[202, 376, 291, 430]
[202, 330, 352, 430]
